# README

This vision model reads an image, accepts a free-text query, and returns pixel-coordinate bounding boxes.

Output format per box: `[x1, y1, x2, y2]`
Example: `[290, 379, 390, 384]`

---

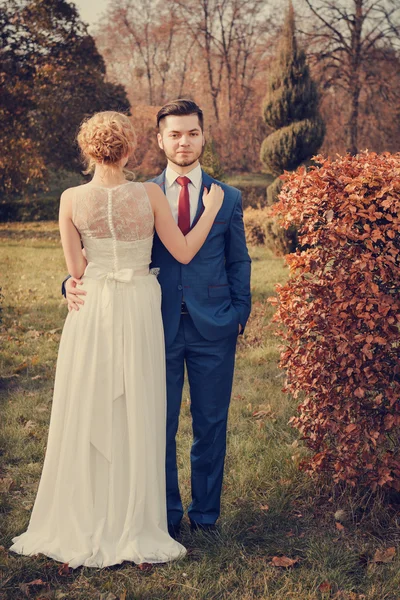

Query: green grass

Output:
[225, 173, 274, 189]
[0, 223, 400, 600]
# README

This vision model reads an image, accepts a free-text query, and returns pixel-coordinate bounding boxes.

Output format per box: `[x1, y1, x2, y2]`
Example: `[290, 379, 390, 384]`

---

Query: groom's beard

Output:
[164, 147, 204, 168]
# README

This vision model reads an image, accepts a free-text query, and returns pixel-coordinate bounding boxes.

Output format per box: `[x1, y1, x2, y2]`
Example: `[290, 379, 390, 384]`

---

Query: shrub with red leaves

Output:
[270, 151, 400, 490]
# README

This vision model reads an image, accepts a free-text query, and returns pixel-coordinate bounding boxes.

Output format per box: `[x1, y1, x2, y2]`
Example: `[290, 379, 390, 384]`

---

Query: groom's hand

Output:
[65, 277, 86, 312]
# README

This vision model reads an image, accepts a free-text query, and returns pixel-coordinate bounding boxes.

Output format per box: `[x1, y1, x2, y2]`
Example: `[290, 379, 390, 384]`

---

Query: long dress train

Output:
[10, 182, 186, 568]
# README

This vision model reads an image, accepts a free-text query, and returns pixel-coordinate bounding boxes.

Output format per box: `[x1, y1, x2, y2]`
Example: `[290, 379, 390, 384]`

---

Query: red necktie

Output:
[176, 176, 191, 235]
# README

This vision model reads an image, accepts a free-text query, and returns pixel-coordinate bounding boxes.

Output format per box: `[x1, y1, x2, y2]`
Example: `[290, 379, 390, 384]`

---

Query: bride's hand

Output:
[202, 183, 224, 214]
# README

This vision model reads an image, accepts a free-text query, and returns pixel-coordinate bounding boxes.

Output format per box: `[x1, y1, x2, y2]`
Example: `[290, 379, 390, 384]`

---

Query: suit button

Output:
[178, 285, 183, 290]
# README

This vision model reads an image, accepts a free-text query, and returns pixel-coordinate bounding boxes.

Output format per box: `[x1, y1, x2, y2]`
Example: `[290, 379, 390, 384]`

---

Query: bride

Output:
[10, 111, 224, 568]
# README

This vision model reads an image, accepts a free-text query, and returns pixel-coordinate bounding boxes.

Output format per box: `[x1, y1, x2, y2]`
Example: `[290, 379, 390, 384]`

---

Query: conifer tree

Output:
[260, 2, 325, 204]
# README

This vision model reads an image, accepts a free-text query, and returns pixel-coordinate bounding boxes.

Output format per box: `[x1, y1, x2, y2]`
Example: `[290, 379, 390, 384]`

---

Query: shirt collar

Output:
[165, 163, 202, 189]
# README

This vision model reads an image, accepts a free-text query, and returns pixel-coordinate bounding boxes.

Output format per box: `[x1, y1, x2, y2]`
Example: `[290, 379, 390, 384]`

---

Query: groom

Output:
[65, 99, 251, 536]
[150, 99, 251, 536]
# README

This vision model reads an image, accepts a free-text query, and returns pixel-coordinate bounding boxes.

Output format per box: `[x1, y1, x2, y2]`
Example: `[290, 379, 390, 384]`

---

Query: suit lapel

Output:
[153, 170, 166, 193]
[191, 170, 214, 230]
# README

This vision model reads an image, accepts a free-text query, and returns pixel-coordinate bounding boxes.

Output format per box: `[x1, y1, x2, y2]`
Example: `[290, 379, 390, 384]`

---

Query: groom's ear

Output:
[157, 132, 164, 150]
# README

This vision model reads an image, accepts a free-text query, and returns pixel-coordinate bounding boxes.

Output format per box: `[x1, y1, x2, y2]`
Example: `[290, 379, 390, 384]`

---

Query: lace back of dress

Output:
[72, 182, 154, 242]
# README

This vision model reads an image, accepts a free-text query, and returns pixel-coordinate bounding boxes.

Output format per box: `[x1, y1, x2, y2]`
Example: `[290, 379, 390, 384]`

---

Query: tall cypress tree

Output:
[260, 2, 325, 203]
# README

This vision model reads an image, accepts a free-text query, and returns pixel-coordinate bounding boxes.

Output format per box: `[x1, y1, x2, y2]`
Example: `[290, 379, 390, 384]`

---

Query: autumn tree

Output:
[301, 0, 400, 155]
[0, 0, 130, 197]
[171, 0, 272, 122]
[96, 0, 196, 106]
[260, 2, 325, 204]
[0, 1, 45, 195]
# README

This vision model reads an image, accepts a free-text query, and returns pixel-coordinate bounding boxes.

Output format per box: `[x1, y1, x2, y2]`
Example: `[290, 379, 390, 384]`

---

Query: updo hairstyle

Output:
[77, 111, 136, 173]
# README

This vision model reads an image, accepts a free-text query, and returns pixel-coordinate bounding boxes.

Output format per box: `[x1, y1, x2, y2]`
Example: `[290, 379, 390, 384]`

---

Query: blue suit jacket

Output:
[149, 169, 251, 347]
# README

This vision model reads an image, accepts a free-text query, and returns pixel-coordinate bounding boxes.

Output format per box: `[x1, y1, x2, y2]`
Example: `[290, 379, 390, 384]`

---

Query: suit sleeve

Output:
[225, 191, 251, 331]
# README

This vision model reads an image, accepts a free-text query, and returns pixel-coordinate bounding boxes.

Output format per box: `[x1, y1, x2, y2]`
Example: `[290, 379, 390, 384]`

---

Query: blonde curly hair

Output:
[77, 111, 136, 173]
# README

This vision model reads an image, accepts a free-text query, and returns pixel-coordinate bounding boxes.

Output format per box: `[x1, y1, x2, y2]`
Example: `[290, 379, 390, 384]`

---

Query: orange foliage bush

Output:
[270, 151, 400, 490]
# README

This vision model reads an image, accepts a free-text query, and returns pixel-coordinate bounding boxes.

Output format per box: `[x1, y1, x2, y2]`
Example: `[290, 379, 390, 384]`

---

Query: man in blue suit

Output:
[64, 99, 251, 536]
[151, 100, 251, 536]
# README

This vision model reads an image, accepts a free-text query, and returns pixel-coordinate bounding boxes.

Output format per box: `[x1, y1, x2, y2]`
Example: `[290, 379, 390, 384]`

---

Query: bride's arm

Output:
[59, 188, 87, 279]
[145, 182, 224, 264]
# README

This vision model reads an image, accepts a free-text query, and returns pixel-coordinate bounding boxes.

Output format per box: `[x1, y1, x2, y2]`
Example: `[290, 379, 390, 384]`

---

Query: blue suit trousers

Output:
[166, 313, 238, 527]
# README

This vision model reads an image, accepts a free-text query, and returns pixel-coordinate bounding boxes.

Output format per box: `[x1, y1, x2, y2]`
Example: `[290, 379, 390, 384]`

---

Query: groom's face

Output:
[157, 114, 205, 168]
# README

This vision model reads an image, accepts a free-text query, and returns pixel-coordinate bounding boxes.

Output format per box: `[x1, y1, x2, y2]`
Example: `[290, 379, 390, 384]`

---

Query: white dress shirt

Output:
[165, 164, 202, 226]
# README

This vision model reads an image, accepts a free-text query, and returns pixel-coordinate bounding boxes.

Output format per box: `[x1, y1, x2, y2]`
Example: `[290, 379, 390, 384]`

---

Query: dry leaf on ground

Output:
[57, 562, 71, 576]
[138, 562, 153, 572]
[271, 556, 298, 568]
[372, 547, 396, 563]
[19, 579, 47, 597]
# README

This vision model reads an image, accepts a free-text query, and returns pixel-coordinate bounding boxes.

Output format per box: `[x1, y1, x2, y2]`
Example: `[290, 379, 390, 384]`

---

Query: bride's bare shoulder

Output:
[143, 182, 162, 194]
[60, 182, 90, 200]
[143, 182, 164, 206]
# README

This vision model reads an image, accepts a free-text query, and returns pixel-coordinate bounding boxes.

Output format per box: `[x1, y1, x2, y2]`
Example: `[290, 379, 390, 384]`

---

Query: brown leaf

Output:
[138, 562, 153, 572]
[24, 420, 36, 431]
[0, 477, 15, 492]
[336, 522, 345, 532]
[372, 547, 396, 563]
[260, 504, 269, 511]
[19, 580, 47, 598]
[325, 209, 334, 222]
[319, 581, 331, 593]
[285, 530, 295, 537]
[119, 592, 127, 600]
[271, 556, 298, 568]
[57, 563, 71, 576]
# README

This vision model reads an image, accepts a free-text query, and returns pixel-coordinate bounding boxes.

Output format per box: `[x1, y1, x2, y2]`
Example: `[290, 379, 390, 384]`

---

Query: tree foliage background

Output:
[0, 0, 130, 197]
[1, 0, 399, 199]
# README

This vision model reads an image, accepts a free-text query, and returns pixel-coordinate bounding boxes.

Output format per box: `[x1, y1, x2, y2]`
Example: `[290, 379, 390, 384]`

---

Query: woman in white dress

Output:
[10, 111, 224, 569]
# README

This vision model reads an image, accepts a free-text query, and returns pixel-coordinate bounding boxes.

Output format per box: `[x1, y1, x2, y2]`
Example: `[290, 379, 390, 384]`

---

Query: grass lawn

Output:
[0, 222, 399, 600]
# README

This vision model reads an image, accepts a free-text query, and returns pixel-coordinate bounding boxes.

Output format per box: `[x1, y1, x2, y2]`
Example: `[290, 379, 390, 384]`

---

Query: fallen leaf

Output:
[319, 581, 331, 593]
[0, 478, 15, 492]
[260, 504, 269, 511]
[372, 547, 396, 563]
[271, 556, 298, 568]
[57, 563, 71, 576]
[336, 522, 345, 532]
[285, 530, 295, 537]
[24, 420, 36, 431]
[119, 592, 127, 600]
[138, 562, 153, 572]
[19, 579, 47, 598]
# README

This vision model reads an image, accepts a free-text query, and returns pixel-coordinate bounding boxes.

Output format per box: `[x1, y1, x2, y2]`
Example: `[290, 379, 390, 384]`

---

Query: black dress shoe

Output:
[189, 520, 216, 532]
[168, 523, 181, 539]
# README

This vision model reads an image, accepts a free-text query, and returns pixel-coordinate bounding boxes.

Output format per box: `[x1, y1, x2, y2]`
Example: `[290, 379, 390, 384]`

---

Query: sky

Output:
[72, 0, 110, 31]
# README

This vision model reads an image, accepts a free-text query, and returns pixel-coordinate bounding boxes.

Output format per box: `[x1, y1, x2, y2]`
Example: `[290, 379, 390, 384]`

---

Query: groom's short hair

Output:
[157, 99, 204, 131]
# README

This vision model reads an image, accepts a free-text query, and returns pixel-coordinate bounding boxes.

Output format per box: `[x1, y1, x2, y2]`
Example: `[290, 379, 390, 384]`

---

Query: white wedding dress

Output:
[10, 182, 186, 568]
